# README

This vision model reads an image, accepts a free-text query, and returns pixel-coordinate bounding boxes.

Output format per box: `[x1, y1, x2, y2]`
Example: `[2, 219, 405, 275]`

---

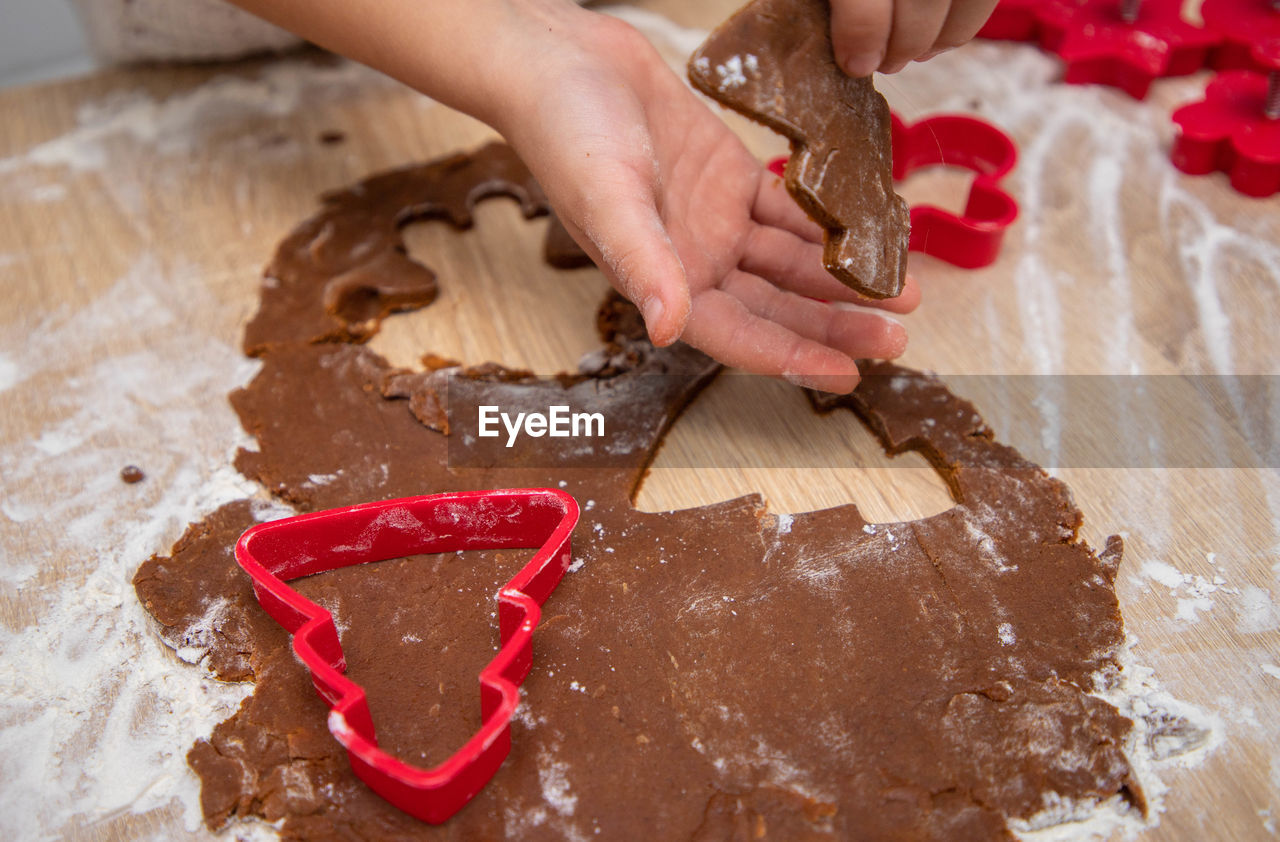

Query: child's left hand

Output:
[830, 0, 1000, 76]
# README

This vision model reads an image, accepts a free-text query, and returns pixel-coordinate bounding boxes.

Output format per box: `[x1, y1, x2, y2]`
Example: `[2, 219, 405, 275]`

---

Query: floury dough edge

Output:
[133, 142, 1201, 840]
[686, 0, 910, 300]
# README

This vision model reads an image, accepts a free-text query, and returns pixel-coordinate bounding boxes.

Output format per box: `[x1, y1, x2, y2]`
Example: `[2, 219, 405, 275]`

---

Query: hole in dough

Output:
[369, 201, 609, 375]
[635, 373, 956, 522]
[894, 164, 975, 219]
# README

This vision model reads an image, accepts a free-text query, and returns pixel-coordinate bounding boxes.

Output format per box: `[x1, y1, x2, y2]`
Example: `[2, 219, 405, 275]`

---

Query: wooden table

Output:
[1, 2, 1276, 839]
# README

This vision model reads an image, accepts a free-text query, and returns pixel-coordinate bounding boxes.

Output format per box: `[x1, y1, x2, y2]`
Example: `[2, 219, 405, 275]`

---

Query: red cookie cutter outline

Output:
[769, 112, 1019, 270]
[1171, 39, 1280, 197]
[235, 488, 580, 823]
[981, 0, 1219, 99]
[892, 113, 1020, 269]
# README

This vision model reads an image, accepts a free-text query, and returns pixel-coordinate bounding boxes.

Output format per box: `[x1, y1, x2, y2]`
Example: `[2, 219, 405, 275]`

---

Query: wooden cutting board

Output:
[0, 1, 1275, 839]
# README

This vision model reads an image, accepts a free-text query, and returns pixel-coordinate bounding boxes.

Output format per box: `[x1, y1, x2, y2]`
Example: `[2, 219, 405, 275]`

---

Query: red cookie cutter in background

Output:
[770, 112, 1020, 270]
[891, 114, 1020, 269]
[977, 0, 1042, 41]
[235, 488, 580, 823]
[1172, 39, 1280, 197]
[980, 0, 1219, 99]
[1201, 0, 1280, 72]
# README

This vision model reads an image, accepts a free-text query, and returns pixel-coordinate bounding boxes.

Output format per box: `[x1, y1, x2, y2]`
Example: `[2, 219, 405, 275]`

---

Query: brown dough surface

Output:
[134, 143, 1142, 841]
[688, 0, 910, 299]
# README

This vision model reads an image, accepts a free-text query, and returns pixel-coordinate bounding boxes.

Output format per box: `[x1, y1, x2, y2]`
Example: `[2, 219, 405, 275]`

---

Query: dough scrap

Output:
[135, 143, 1142, 841]
[688, 0, 910, 298]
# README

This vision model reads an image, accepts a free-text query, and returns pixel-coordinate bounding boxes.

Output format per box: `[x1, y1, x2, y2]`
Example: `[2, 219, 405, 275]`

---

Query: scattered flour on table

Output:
[1, 20, 1272, 842]
[1014, 636, 1219, 841]
[1236, 586, 1279, 635]
[1138, 558, 1239, 624]
[0, 256, 277, 839]
[0, 58, 393, 175]
[894, 44, 1280, 487]
[0, 352, 22, 392]
[1133, 556, 1279, 634]
[537, 747, 578, 817]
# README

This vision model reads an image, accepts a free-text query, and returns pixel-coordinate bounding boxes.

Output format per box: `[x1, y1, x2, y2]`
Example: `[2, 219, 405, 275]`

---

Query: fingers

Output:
[740, 224, 925, 315]
[679, 270, 912, 394]
[932, 0, 1000, 56]
[831, 0, 893, 78]
[566, 164, 693, 347]
[859, 274, 922, 315]
[831, 0, 993, 76]
[741, 225, 866, 302]
[719, 270, 909, 362]
[752, 169, 824, 244]
[881, 0, 951, 74]
[681, 289, 864, 394]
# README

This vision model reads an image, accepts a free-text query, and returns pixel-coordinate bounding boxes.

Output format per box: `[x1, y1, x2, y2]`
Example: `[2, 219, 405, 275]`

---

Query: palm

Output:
[504, 18, 918, 393]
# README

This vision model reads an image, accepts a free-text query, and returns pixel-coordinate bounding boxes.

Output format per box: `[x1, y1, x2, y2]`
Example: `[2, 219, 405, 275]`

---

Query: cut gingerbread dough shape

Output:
[688, 0, 910, 299]
[135, 143, 1146, 840]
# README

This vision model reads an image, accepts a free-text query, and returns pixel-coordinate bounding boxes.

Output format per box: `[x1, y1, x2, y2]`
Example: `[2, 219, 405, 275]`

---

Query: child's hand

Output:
[225, 0, 925, 393]
[497, 13, 918, 394]
[831, 0, 999, 76]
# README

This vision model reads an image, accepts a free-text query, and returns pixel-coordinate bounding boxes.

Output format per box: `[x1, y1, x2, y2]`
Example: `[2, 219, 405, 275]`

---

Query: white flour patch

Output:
[0, 352, 23, 393]
[1016, 637, 1219, 840]
[0, 255, 265, 839]
[1138, 559, 1239, 624]
[715, 55, 749, 90]
[537, 747, 578, 816]
[1235, 586, 1278, 634]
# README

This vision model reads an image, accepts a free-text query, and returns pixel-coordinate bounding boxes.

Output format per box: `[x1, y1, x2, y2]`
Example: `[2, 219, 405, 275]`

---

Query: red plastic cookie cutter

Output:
[891, 113, 1020, 269]
[1202, 0, 1280, 72]
[978, 0, 1042, 41]
[980, 0, 1219, 99]
[1172, 38, 1280, 197]
[235, 488, 580, 823]
[769, 112, 1020, 269]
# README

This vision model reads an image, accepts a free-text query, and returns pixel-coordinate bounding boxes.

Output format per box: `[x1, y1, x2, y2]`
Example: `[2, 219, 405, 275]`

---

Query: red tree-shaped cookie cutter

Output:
[981, 0, 1219, 99]
[235, 488, 580, 823]
[1172, 39, 1280, 197]
[770, 112, 1019, 269]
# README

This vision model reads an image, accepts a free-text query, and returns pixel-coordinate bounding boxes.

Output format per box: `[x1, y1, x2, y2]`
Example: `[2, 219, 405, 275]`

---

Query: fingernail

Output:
[642, 297, 669, 345]
[883, 322, 909, 359]
[840, 52, 881, 78]
[783, 371, 860, 395]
